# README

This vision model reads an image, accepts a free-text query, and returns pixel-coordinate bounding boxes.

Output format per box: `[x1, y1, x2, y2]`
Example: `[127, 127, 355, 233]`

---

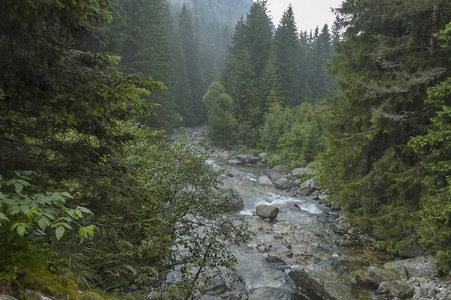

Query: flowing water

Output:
[202, 156, 393, 300]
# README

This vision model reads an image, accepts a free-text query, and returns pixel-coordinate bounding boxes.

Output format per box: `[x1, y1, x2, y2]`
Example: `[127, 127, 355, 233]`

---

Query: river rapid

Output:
[201, 155, 392, 300]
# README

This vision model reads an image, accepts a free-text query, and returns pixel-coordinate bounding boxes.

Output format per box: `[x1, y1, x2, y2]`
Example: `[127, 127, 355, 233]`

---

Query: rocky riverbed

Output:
[183, 128, 451, 300]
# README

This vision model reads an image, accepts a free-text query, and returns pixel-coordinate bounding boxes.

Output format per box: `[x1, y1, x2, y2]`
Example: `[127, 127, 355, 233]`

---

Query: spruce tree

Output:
[320, 0, 451, 251]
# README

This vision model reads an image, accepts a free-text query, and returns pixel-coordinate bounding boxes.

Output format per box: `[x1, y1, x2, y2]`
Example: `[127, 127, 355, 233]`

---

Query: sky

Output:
[256, 0, 343, 32]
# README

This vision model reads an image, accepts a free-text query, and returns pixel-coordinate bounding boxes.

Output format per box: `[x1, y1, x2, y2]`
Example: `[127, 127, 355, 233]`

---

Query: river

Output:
[199, 155, 392, 300]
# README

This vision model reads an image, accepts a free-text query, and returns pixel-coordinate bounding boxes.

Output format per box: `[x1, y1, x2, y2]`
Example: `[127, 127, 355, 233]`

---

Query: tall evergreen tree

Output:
[178, 4, 206, 124]
[320, 0, 451, 252]
[271, 5, 304, 106]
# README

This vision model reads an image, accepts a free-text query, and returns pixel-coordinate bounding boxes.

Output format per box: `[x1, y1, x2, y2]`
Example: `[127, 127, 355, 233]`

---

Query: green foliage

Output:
[203, 82, 238, 145]
[259, 103, 324, 167]
[319, 0, 451, 263]
[0, 172, 95, 257]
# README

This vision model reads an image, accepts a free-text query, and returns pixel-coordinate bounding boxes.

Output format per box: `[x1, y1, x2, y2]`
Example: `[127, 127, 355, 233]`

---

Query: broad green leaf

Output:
[55, 226, 65, 240]
[17, 224, 27, 237]
[0, 212, 9, 221]
[37, 216, 49, 231]
[76, 206, 93, 214]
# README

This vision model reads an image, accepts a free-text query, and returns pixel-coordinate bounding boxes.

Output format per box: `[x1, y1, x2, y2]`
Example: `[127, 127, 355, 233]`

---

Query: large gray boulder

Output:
[274, 177, 292, 190]
[272, 164, 286, 173]
[265, 169, 283, 182]
[256, 204, 279, 221]
[364, 266, 400, 286]
[377, 280, 414, 299]
[384, 256, 439, 279]
[289, 269, 353, 300]
[258, 175, 273, 186]
[0, 296, 18, 300]
[296, 178, 319, 196]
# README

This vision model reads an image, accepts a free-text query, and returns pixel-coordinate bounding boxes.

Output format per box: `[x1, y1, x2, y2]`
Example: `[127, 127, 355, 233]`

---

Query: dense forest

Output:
[2, 0, 451, 299]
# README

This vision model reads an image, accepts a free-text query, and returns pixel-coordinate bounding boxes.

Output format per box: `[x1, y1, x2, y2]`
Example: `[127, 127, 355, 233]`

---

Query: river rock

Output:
[384, 256, 439, 278]
[205, 282, 228, 295]
[258, 175, 273, 186]
[272, 164, 286, 173]
[0, 296, 18, 300]
[296, 178, 319, 196]
[275, 177, 292, 190]
[264, 255, 286, 264]
[365, 266, 400, 286]
[265, 169, 283, 182]
[289, 168, 312, 177]
[289, 269, 352, 300]
[256, 204, 279, 221]
[333, 217, 349, 234]
[258, 152, 268, 161]
[377, 280, 414, 299]
[236, 154, 260, 164]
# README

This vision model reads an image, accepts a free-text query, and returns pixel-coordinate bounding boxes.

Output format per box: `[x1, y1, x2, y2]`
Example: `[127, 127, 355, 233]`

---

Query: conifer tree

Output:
[320, 0, 451, 251]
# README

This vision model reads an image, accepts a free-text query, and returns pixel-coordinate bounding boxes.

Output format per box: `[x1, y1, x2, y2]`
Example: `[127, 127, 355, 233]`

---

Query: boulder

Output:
[0, 296, 18, 300]
[272, 164, 286, 173]
[274, 177, 292, 190]
[256, 204, 279, 221]
[218, 189, 244, 212]
[289, 168, 312, 177]
[258, 175, 273, 186]
[258, 152, 268, 161]
[289, 269, 353, 300]
[384, 256, 439, 279]
[264, 169, 283, 182]
[377, 280, 414, 299]
[364, 266, 400, 286]
[296, 178, 319, 196]
[333, 217, 349, 234]
[205, 282, 228, 295]
[264, 255, 286, 264]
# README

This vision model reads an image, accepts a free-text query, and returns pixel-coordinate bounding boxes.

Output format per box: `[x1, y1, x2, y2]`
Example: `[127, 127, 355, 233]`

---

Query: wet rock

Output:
[256, 204, 279, 221]
[333, 217, 349, 234]
[377, 280, 414, 299]
[275, 177, 292, 190]
[258, 152, 268, 161]
[365, 266, 400, 286]
[289, 269, 350, 300]
[219, 189, 244, 212]
[329, 201, 341, 211]
[264, 255, 286, 264]
[384, 256, 439, 279]
[258, 175, 274, 186]
[296, 178, 319, 196]
[265, 169, 284, 182]
[272, 164, 286, 173]
[289, 168, 312, 177]
[0, 296, 18, 300]
[227, 159, 243, 165]
[205, 282, 228, 295]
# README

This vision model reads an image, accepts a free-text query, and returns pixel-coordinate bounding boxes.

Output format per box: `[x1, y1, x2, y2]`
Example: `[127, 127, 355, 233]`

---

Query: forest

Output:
[1, 0, 451, 299]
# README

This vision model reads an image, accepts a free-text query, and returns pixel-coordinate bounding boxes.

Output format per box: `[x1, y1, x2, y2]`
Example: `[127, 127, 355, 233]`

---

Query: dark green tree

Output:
[320, 0, 451, 252]
[178, 4, 206, 124]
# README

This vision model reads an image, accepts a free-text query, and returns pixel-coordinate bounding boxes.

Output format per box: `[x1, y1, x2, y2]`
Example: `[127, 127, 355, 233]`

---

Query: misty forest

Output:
[1, 0, 451, 299]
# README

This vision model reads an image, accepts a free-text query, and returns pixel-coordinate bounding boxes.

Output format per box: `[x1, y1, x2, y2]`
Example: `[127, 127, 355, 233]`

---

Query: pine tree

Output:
[320, 0, 451, 251]
[271, 5, 303, 106]
[178, 4, 206, 124]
